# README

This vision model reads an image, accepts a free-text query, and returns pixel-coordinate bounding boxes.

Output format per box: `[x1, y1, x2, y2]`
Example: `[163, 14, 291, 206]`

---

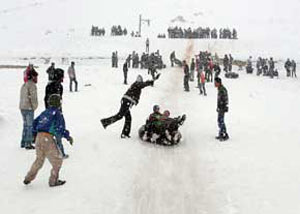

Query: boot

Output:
[121, 134, 131, 139]
[49, 180, 66, 187]
[100, 119, 108, 129]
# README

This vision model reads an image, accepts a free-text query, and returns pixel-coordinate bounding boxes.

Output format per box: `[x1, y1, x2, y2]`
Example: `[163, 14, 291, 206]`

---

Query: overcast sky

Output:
[1, 0, 300, 41]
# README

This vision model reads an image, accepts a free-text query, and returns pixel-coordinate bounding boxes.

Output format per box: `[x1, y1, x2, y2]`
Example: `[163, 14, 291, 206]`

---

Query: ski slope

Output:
[1, 50, 300, 213]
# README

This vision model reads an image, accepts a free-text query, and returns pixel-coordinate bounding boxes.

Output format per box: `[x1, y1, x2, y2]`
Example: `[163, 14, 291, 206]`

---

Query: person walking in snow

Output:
[199, 70, 207, 96]
[123, 62, 128, 84]
[100, 74, 160, 138]
[46, 62, 55, 81]
[19, 68, 38, 149]
[68, 61, 78, 92]
[183, 60, 190, 91]
[146, 38, 150, 53]
[190, 58, 195, 81]
[214, 77, 229, 141]
[23, 94, 73, 187]
[291, 60, 297, 78]
[44, 68, 64, 109]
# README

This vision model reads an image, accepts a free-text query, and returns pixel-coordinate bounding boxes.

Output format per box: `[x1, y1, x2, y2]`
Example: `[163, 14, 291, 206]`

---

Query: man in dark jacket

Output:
[123, 62, 128, 84]
[101, 74, 160, 138]
[214, 77, 229, 141]
[183, 60, 190, 91]
[46, 62, 55, 81]
[44, 68, 64, 109]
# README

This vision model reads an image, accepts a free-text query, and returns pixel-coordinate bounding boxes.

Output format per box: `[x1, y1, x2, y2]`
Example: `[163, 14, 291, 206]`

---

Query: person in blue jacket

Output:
[24, 94, 73, 187]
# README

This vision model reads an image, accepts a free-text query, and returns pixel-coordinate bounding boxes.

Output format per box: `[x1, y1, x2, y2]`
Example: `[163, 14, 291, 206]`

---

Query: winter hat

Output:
[153, 105, 160, 113]
[214, 77, 222, 84]
[48, 94, 62, 108]
[53, 68, 64, 81]
[136, 75, 143, 82]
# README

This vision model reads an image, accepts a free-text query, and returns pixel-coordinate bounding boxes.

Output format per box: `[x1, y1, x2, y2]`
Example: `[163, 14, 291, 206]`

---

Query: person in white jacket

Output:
[19, 69, 38, 149]
[68, 61, 78, 92]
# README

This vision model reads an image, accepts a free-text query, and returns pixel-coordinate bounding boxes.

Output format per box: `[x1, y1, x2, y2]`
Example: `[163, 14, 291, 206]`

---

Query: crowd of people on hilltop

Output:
[111, 25, 128, 36]
[91, 26, 105, 36]
[167, 26, 237, 39]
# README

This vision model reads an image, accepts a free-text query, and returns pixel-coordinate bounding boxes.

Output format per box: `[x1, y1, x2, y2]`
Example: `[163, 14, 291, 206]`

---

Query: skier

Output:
[214, 77, 229, 141]
[68, 61, 78, 92]
[23, 94, 73, 187]
[123, 62, 128, 84]
[19, 68, 38, 149]
[46, 62, 55, 81]
[183, 60, 190, 91]
[100, 74, 160, 138]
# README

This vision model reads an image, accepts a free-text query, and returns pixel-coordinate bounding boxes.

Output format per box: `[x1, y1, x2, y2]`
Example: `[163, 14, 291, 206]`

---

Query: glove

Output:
[68, 136, 74, 145]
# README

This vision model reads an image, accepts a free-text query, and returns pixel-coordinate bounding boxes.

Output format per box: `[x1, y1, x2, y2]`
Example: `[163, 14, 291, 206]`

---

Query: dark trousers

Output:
[70, 78, 78, 92]
[101, 98, 132, 136]
[218, 112, 227, 136]
[184, 75, 189, 91]
[123, 72, 128, 84]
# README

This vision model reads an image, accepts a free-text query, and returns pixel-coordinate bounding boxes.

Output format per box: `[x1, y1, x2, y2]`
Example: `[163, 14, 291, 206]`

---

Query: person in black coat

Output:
[46, 62, 55, 81]
[101, 74, 160, 138]
[44, 68, 64, 109]
[214, 77, 229, 141]
[183, 60, 190, 91]
[123, 62, 128, 84]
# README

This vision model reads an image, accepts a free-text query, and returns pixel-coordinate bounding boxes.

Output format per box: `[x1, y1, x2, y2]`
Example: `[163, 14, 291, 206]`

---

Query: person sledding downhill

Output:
[23, 94, 73, 187]
[140, 107, 186, 146]
[100, 74, 160, 138]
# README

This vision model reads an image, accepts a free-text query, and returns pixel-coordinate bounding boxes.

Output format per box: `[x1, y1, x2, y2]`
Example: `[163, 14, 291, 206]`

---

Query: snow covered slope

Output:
[1, 53, 300, 213]
[1, 0, 300, 213]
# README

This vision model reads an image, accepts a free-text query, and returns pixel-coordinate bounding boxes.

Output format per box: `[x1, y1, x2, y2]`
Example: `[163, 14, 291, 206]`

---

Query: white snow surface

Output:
[1, 40, 300, 213]
[1, 0, 300, 213]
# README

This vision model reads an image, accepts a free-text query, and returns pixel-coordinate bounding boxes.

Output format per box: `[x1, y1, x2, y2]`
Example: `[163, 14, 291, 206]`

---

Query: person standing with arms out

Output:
[19, 69, 38, 149]
[123, 62, 128, 84]
[214, 77, 229, 141]
[101, 74, 160, 138]
[183, 60, 190, 92]
[146, 38, 149, 53]
[23, 94, 73, 187]
[68, 61, 78, 92]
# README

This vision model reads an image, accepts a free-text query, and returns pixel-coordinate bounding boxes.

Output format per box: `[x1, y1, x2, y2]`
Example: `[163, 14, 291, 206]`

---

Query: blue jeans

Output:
[21, 110, 34, 148]
[218, 112, 227, 136]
